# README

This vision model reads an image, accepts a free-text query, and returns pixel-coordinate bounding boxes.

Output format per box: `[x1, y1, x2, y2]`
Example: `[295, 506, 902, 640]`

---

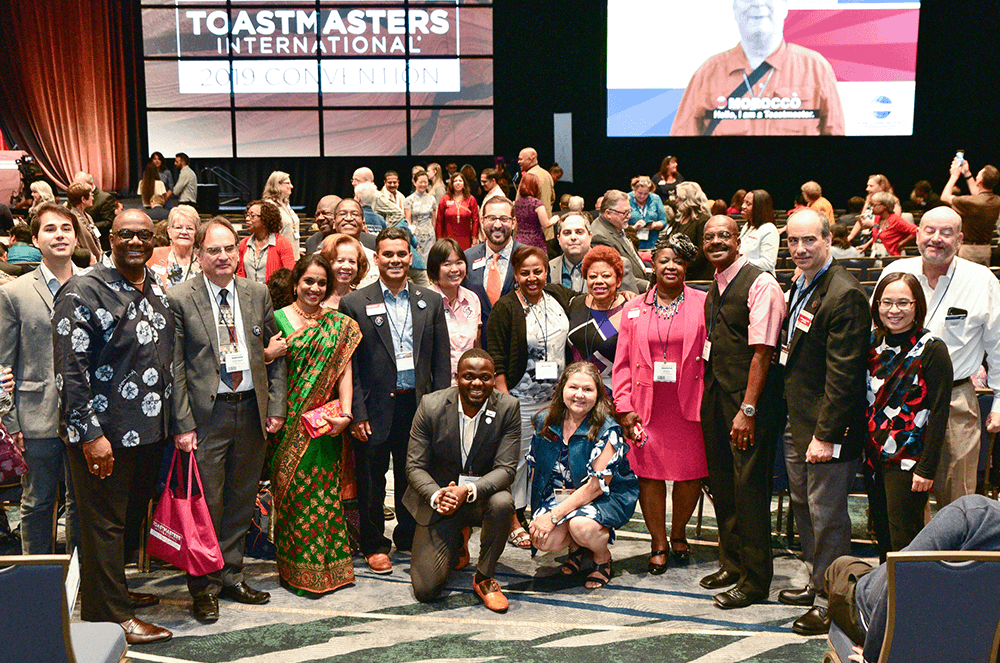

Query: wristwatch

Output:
[740, 403, 756, 417]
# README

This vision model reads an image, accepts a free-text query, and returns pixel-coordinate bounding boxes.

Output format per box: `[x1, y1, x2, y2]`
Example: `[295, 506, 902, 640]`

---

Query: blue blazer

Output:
[463, 240, 521, 329]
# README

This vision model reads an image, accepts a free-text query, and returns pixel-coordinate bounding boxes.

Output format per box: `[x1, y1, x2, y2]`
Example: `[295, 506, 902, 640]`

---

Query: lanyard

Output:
[925, 270, 955, 326]
[384, 290, 412, 352]
[648, 295, 681, 361]
[520, 291, 550, 360]
[583, 296, 620, 360]
[742, 67, 775, 100]
[787, 264, 830, 333]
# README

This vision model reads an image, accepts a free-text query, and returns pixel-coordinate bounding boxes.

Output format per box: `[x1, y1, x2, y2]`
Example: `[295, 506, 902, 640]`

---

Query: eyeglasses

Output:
[484, 215, 514, 224]
[878, 299, 915, 310]
[608, 208, 631, 217]
[202, 244, 237, 256]
[336, 211, 363, 219]
[245, 212, 261, 219]
[114, 229, 154, 241]
[703, 231, 734, 241]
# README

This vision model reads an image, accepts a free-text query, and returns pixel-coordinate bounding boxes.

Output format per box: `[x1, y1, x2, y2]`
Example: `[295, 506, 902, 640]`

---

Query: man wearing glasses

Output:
[53, 209, 176, 644]
[590, 189, 649, 293]
[464, 197, 521, 335]
[168, 217, 287, 623]
[880, 206, 1000, 508]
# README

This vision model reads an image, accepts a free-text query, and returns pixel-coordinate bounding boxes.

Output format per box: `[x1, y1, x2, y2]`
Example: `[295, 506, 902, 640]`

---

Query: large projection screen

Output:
[142, 1, 494, 157]
[607, 0, 920, 137]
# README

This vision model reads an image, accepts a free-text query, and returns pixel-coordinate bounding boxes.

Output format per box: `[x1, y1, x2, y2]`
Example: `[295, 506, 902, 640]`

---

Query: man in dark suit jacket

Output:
[341, 226, 451, 574]
[404, 349, 520, 612]
[305, 194, 341, 254]
[463, 197, 520, 335]
[170, 217, 287, 623]
[778, 208, 871, 636]
[589, 190, 649, 293]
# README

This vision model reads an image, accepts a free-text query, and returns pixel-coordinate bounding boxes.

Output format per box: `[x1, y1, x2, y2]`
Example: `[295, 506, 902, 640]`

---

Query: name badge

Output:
[458, 475, 479, 487]
[795, 311, 814, 333]
[446, 200, 455, 206]
[702, 340, 712, 361]
[151, 284, 164, 297]
[472, 256, 487, 270]
[535, 361, 558, 381]
[637, 228, 650, 241]
[366, 303, 387, 316]
[551, 488, 573, 505]
[628, 309, 641, 319]
[832, 444, 842, 459]
[396, 351, 415, 371]
[779, 343, 790, 366]
[653, 361, 677, 383]
[224, 350, 251, 373]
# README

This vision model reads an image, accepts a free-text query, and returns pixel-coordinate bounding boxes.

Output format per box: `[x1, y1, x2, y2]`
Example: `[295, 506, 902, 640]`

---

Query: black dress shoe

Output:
[129, 591, 160, 608]
[699, 568, 739, 590]
[192, 594, 219, 623]
[220, 581, 271, 605]
[778, 586, 817, 606]
[714, 587, 767, 609]
[670, 538, 690, 566]
[792, 606, 830, 635]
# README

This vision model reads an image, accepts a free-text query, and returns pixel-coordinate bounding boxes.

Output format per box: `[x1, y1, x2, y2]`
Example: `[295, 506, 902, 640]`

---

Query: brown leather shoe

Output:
[128, 591, 160, 608]
[120, 617, 172, 645]
[366, 553, 392, 574]
[473, 576, 508, 613]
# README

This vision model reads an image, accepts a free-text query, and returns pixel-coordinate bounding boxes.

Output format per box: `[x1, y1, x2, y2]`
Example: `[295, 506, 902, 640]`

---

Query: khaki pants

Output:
[935, 380, 981, 508]
[958, 244, 991, 266]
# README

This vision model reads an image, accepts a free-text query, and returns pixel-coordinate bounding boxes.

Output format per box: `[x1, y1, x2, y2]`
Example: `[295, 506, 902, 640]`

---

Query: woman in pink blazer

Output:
[612, 233, 708, 574]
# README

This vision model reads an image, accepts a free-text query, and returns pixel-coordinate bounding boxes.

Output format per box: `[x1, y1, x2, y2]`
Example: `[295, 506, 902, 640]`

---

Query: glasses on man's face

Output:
[878, 299, 915, 311]
[203, 244, 237, 256]
[609, 208, 631, 217]
[336, 211, 363, 219]
[114, 229, 154, 242]
[484, 215, 513, 224]
[703, 231, 734, 242]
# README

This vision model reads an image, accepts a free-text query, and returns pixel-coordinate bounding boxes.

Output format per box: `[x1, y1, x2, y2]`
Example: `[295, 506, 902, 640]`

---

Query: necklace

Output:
[292, 301, 322, 327]
[590, 293, 620, 312]
[653, 289, 684, 319]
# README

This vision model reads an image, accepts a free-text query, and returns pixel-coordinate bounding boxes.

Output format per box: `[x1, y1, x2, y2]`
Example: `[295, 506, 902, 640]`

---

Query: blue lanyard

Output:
[788, 263, 830, 333]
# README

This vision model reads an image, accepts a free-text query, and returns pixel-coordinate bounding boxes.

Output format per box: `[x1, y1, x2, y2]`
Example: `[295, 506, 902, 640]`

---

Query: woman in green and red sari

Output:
[269, 254, 362, 594]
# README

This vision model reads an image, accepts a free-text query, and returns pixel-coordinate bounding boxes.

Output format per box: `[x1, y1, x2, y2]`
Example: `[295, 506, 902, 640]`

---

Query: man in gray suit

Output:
[590, 190, 649, 293]
[405, 349, 520, 612]
[170, 217, 287, 622]
[0, 203, 82, 556]
[548, 212, 592, 293]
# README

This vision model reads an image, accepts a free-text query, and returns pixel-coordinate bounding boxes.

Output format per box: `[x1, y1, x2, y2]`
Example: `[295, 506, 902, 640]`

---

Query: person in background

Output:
[407, 169, 437, 262]
[427, 162, 447, 203]
[728, 190, 746, 216]
[515, 148, 555, 216]
[567, 246, 628, 393]
[528, 362, 639, 590]
[28, 181, 56, 222]
[902, 179, 943, 214]
[711, 199, 729, 216]
[673, 182, 713, 280]
[549, 213, 593, 293]
[865, 273, 951, 557]
[237, 200, 296, 284]
[613, 234, 708, 575]
[381, 170, 410, 222]
[436, 172, 479, 251]
[263, 171, 300, 259]
[464, 197, 520, 334]
[428, 238, 482, 382]
[830, 223, 863, 260]
[653, 156, 684, 205]
[320, 233, 373, 309]
[838, 196, 866, 232]
[590, 190, 649, 292]
[802, 181, 835, 225]
[858, 192, 917, 258]
[139, 162, 166, 208]
[150, 152, 175, 207]
[940, 157, 1000, 267]
[629, 175, 669, 251]
[6, 225, 41, 263]
[172, 153, 198, 207]
[847, 174, 900, 244]
[65, 182, 102, 264]
[147, 204, 201, 289]
[147, 194, 169, 222]
[738, 189, 780, 273]
[305, 195, 341, 256]
[513, 173, 551, 249]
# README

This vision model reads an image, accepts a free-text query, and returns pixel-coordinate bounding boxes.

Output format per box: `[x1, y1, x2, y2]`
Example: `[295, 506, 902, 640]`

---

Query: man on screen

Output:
[670, 0, 844, 137]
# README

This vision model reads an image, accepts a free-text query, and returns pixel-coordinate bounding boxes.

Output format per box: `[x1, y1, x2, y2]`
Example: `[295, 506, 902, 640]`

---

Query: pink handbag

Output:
[0, 422, 27, 484]
[147, 449, 224, 576]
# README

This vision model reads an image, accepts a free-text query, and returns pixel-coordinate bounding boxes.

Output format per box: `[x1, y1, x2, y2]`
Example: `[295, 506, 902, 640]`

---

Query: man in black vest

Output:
[699, 215, 787, 609]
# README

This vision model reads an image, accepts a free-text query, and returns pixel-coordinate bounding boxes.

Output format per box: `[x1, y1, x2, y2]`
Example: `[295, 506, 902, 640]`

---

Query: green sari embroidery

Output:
[269, 308, 361, 594]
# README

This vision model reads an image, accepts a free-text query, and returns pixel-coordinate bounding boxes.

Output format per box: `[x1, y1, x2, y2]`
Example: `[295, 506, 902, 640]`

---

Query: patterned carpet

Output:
[19, 491, 877, 663]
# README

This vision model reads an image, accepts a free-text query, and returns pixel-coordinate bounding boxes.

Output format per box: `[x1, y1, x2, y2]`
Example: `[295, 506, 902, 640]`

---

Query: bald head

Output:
[703, 215, 741, 270]
[705, 214, 738, 234]
[920, 205, 962, 231]
[113, 208, 153, 232]
[786, 207, 830, 238]
[517, 148, 539, 171]
[916, 205, 962, 267]
[351, 167, 374, 186]
[315, 195, 341, 235]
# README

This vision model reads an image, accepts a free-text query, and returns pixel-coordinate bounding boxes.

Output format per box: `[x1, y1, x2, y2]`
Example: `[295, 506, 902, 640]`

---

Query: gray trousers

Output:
[410, 490, 514, 603]
[21, 437, 79, 555]
[187, 396, 266, 597]
[784, 425, 855, 595]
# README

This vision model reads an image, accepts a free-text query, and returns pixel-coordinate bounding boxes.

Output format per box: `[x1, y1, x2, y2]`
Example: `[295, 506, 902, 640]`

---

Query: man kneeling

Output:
[404, 349, 521, 612]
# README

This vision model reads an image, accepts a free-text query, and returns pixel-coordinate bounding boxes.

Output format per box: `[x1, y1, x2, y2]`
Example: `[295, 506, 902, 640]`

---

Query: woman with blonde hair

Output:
[28, 181, 56, 221]
[629, 175, 668, 250]
[147, 204, 201, 288]
[263, 170, 301, 258]
[672, 181, 713, 280]
[426, 162, 447, 203]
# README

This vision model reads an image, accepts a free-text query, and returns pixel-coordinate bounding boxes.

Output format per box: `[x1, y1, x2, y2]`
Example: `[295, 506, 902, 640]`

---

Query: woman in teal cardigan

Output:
[527, 362, 639, 589]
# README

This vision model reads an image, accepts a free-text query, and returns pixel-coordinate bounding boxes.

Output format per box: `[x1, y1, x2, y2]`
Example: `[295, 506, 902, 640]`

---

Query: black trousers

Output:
[701, 381, 778, 596]
[352, 391, 417, 556]
[866, 463, 929, 559]
[188, 396, 266, 597]
[67, 441, 164, 623]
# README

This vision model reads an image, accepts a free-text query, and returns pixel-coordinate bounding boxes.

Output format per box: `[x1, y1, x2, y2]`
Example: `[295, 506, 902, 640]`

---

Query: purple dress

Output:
[514, 196, 546, 248]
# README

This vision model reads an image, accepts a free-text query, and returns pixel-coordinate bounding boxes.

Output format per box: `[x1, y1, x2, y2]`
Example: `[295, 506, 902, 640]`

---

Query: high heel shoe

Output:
[647, 549, 669, 575]
[671, 538, 690, 565]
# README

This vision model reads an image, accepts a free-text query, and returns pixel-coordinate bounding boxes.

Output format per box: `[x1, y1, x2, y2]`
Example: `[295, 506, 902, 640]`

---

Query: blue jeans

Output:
[20, 438, 79, 555]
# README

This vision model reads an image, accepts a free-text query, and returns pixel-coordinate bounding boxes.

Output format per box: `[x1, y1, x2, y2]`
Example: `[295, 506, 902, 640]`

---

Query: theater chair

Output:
[823, 551, 1000, 663]
[0, 554, 128, 663]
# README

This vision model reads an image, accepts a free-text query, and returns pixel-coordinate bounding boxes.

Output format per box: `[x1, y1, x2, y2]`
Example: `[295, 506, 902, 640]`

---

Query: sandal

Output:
[585, 558, 613, 590]
[647, 549, 669, 575]
[671, 538, 690, 566]
[508, 527, 531, 549]
[560, 547, 590, 576]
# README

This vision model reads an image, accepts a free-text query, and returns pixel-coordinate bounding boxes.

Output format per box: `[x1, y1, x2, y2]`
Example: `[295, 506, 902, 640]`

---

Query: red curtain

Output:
[0, 0, 130, 191]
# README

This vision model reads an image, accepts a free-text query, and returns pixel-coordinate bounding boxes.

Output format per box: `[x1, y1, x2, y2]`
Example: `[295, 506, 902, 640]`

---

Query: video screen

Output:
[142, 1, 494, 157]
[607, 0, 920, 137]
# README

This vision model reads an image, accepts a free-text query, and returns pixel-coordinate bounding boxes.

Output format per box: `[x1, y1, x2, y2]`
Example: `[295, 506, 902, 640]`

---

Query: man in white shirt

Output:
[479, 168, 505, 216]
[352, 167, 404, 225]
[880, 206, 1000, 506]
[380, 171, 410, 222]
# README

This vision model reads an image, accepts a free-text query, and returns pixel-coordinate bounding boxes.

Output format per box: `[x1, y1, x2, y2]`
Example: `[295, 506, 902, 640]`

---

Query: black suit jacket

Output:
[340, 280, 451, 445]
[781, 260, 871, 462]
[403, 386, 521, 525]
[462, 240, 520, 326]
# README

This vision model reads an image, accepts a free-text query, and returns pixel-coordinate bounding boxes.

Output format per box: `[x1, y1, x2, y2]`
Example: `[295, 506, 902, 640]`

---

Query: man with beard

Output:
[305, 195, 341, 255]
[404, 349, 520, 612]
[698, 215, 785, 609]
[464, 197, 521, 334]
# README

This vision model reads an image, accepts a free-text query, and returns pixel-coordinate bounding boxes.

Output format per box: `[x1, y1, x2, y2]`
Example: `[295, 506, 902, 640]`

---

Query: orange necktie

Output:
[486, 253, 502, 306]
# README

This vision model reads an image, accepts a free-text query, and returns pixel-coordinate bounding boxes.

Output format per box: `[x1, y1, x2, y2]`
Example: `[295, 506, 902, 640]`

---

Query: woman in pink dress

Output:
[612, 233, 708, 574]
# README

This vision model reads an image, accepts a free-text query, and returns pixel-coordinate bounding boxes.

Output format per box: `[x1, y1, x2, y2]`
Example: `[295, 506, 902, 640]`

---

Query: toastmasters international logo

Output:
[870, 95, 893, 120]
